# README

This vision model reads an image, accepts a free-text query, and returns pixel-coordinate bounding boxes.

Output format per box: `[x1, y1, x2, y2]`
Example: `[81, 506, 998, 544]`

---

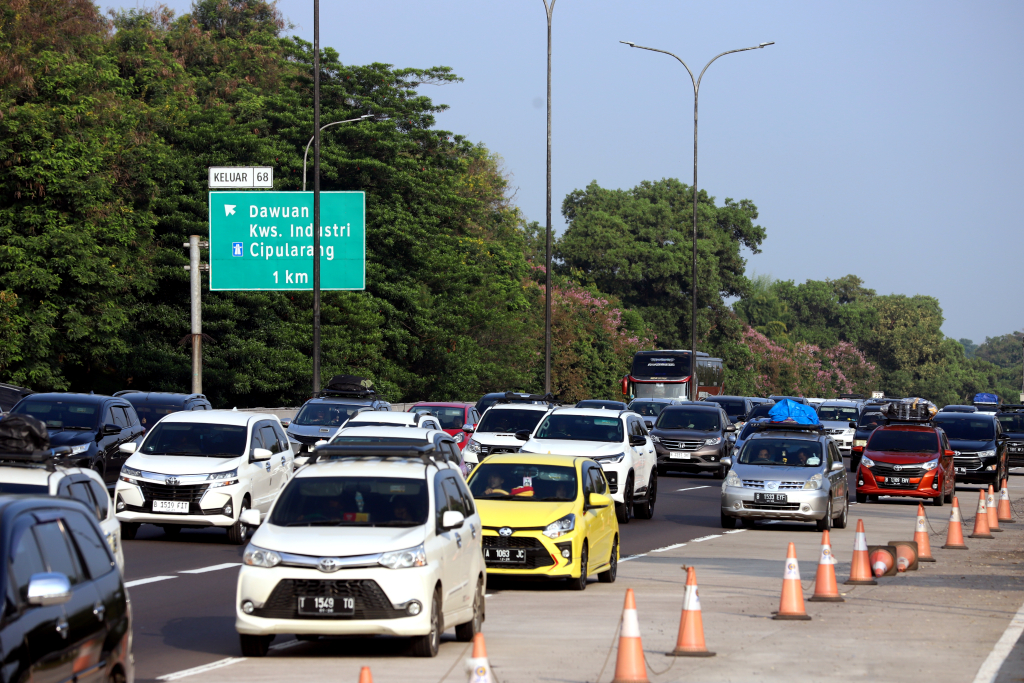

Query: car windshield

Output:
[708, 399, 745, 417]
[997, 413, 1024, 433]
[476, 409, 546, 434]
[818, 406, 859, 421]
[132, 404, 182, 428]
[0, 482, 48, 494]
[631, 353, 691, 379]
[858, 412, 884, 430]
[933, 417, 996, 441]
[293, 403, 365, 427]
[469, 463, 577, 501]
[329, 436, 425, 446]
[738, 439, 823, 466]
[656, 409, 720, 431]
[629, 401, 668, 417]
[12, 400, 98, 430]
[270, 476, 428, 527]
[412, 406, 465, 430]
[141, 422, 247, 457]
[534, 414, 623, 442]
[867, 430, 939, 452]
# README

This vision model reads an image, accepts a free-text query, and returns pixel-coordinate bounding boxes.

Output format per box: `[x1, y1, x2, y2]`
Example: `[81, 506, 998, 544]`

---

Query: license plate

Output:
[152, 500, 189, 514]
[669, 451, 690, 460]
[955, 467, 967, 474]
[884, 477, 911, 485]
[753, 492, 787, 504]
[297, 596, 354, 616]
[484, 548, 526, 564]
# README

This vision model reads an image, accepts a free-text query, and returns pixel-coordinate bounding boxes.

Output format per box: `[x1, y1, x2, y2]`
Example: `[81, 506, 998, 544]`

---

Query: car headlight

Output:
[860, 456, 875, 468]
[650, 435, 660, 443]
[705, 437, 722, 446]
[542, 514, 576, 539]
[379, 543, 427, 569]
[723, 470, 741, 490]
[465, 439, 481, 454]
[977, 450, 996, 458]
[207, 468, 239, 488]
[921, 459, 939, 471]
[803, 473, 823, 490]
[854, 439, 867, 447]
[67, 443, 90, 455]
[243, 544, 281, 568]
[120, 465, 143, 484]
[593, 453, 626, 464]
[454, 432, 465, 444]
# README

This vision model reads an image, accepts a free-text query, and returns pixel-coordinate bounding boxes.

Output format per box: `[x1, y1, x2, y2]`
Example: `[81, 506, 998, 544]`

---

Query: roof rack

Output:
[0, 447, 75, 472]
[839, 393, 866, 400]
[998, 404, 1024, 412]
[753, 421, 824, 433]
[316, 388, 378, 399]
[883, 416, 933, 426]
[493, 392, 557, 405]
[307, 443, 449, 468]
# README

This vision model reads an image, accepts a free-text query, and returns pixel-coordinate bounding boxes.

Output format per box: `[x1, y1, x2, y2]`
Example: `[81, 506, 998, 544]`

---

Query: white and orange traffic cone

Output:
[809, 530, 843, 602]
[773, 542, 811, 620]
[870, 547, 895, 577]
[942, 497, 968, 549]
[987, 485, 1002, 532]
[889, 541, 918, 572]
[667, 566, 715, 657]
[845, 519, 878, 585]
[358, 667, 373, 683]
[969, 489, 994, 539]
[913, 503, 935, 562]
[466, 633, 493, 683]
[997, 479, 1015, 523]
[611, 589, 650, 683]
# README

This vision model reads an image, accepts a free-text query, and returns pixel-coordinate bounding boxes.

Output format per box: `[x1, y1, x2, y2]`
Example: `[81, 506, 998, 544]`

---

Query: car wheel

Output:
[635, 471, 657, 519]
[834, 497, 848, 529]
[226, 499, 249, 545]
[720, 513, 736, 529]
[740, 518, 756, 529]
[713, 466, 725, 480]
[455, 578, 484, 642]
[108, 667, 126, 683]
[239, 634, 273, 657]
[120, 523, 139, 541]
[932, 488, 944, 507]
[855, 492, 867, 504]
[816, 497, 832, 531]
[615, 477, 633, 524]
[410, 589, 442, 657]
[569, 542, 588, 591]
[598, 536, 617, 584]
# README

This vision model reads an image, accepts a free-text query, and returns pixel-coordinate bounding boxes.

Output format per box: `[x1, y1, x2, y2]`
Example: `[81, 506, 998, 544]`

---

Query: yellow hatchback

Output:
[467, 453, 619, 590]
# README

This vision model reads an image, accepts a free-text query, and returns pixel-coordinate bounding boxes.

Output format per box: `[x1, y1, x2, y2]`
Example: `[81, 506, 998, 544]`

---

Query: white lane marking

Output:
[179, 563, 242, 574]
[156, 657, 245, 681]
[651, 543, 687, 553]
[269, 639, 301, 651]
[972, 597, 1024, 683]
[723, 528, 747, 534]
[689, 534, 722, 543]
[125, 575, 177, 588]
[676, 486, 710, 492]
[620, 553, 648, 563]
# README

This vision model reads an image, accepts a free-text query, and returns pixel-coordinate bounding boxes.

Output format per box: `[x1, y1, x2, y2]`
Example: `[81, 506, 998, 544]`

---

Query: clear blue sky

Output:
[115, 0, 1024, 343]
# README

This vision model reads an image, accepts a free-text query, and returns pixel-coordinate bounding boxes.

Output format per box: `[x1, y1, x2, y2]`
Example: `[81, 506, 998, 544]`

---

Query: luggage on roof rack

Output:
[320, 375, 377, 398]
[0, 414, 50, 453]
[307, 443, 450, 468]
[878, 397, 937, 422]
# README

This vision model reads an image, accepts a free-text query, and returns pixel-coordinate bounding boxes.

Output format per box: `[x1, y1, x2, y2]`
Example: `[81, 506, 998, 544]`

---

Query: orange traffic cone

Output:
[969, 489, 994, 539]
[845, 519, 878, 585]
[997, 479, 1015, 523]
[870, 547, 895, 577]
[466, 633, 493, 683]
[914, 503, 935, 562]
[611, 589, 650, 683]
[809, 530, 844, 602]
[942, 497, 968, 549]
[773, 542, 811, 620]
[667, 566, 715, 657]
[358, 667, 373, 683]
[987, 485, 1002, 532]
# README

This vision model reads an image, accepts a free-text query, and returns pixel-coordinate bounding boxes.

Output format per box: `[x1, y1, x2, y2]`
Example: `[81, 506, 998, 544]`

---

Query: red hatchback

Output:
[855, 424, 955, 506]
[410, 402, 480, 450]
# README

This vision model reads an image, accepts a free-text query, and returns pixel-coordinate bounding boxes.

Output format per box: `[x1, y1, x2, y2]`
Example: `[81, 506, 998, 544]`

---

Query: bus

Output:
[621, 350, 725, 401]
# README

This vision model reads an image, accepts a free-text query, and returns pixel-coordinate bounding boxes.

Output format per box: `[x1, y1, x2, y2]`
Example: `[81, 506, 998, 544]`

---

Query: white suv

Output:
[517, 408, 657, 523]
[462, 403, 553, 471]
[234, 443, 484, 658]
[114, 410, 293, 544]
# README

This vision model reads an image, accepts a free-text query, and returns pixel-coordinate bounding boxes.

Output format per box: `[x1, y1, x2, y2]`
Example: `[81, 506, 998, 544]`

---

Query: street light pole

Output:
[312, 0, 322, 396]
[542, 0, 556, 395]
[302, 115, 372, 192]
[620, 40, 773, 401]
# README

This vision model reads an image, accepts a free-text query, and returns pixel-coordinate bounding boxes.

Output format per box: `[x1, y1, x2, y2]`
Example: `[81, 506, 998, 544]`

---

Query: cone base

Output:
[989, 528, 1003, 532]
[941, 543, 968, 549]
[666, 649, 716, 657]
[611, 678, 651, 683]
[968, 533, 994, 539]
[844, 579, 877, 585]
[773, 613, 812, 620]
[917, 556, 936, 562]
[808, 595, 845, 602]
[997, 518, 1015, 523]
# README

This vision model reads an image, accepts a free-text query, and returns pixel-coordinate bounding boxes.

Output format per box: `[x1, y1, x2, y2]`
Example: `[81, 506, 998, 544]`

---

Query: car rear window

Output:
[707, 399, 745, 417]
[858, 412, 884, 429]
[867, 430, 939, 453]
[933, 417, 996, 441]
[411, 406, 466, 430]
[132, 404, 182, 428]
[655, 409, 719, 431]
[0, 483, 48, 494]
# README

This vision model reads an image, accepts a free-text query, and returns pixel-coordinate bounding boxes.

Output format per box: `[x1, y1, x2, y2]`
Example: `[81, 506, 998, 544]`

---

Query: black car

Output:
[9, 394, 145, 485]
[0, 495, 133, 683]
[932, 412, 1009, 487]
[850, 409, 885, 470]
[940, 405, 977, 413]
[996, 405, 1024, 467]
[703, 396, 754, 424]
[574, 400, 628, 411]
[114, 390, 212, 432]
[652, 403, 735, 478]
[627, 398, 688, 429]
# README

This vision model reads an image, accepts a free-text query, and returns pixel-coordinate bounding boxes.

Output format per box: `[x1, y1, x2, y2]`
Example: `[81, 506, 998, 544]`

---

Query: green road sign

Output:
[208, 191, 365, 291]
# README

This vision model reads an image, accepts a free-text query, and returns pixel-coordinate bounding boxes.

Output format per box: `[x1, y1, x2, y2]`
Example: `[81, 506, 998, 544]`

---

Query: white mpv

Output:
[114, 410, 293, 544]
[234, 443, 485, 658]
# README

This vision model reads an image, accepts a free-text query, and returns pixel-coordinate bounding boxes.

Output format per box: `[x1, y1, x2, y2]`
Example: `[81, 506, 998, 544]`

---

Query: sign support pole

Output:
[188, 235, 202, 394]
[312, 0, 322, 395]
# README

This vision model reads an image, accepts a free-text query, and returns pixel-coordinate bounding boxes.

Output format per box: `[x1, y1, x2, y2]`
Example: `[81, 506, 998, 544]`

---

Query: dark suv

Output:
[703, 396, 754, 425]
[9, 394, 145, 485]
[114, 391, 212, 432]
[932, 411, 1008, 487]
[653, 404, 734, 478]
[850, 409, 886, 471]
[996, 405, 1024, 467]
[0, 496, 133, 683]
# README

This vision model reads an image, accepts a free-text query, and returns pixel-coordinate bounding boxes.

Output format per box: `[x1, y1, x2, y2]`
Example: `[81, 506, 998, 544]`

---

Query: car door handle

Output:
[93, 603, 106, 621]
[56, 619, 69, 639]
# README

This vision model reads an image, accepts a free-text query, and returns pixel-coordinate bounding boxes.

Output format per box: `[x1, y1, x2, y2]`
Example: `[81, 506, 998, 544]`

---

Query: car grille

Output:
[252, 579, 404, 620]
[743, 501, 801, 511]
[741, 480, 804, 490]
[826, 429, 848, 435]
[659, 439, 705, 451]
[482, 536, 554, 570]
[954, 456, 983, 471]
[477, 445, 520, 458]
[869, 463, 926, 478]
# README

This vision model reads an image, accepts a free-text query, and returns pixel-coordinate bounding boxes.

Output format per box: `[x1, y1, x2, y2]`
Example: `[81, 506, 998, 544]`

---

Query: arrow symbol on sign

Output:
[225, 205, 236, 216]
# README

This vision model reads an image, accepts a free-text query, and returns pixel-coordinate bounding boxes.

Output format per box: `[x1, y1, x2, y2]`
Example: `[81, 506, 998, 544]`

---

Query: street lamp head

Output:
[759, 41, 775, 47]
[620, 41, 636, 47]
[360, 114, 373, 120]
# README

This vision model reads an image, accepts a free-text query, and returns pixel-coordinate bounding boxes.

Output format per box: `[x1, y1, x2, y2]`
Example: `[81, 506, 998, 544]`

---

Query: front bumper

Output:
[235, 564, 441, 637]
[114, 479, 243, 528]
[857, 465, 941, 498]
[480, 529, 581, 579]
[721, 486, 830, 521]
[827, 432, 854, 454]
[655, 445, 723, 472]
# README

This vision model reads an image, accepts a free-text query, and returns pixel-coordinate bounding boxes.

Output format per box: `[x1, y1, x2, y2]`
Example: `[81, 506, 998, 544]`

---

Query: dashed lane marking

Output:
[972, 597, 1024, 683]
[156, 657, 244, 681]
[689, 534, 722, 543]
[620, 553, 648, 563]
[179, 563, 242, 574]
[723, 528, 747, 534]
[650, 543, 687, 553]
[676, 486, 710, 492]
[124, 575, 176, 588]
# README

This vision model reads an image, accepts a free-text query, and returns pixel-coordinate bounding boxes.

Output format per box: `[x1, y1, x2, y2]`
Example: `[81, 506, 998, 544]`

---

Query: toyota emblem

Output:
[166, 477, 180, 486]
[318, 558, 341, 573]
[498, 527, 513, 537]
[893, 465, 902, 472]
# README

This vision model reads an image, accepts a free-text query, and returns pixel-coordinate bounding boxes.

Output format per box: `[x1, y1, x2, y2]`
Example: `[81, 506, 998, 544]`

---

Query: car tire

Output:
[932, 490, 944, 507]
[226, 499, 249, 546]
[410, 589, 442, 657]
[615, 477, 633, 525]
[834, 497, 848, 529]
[568, 542, 588, 591]
[713, 466, 725, 480]
[816, 497, 832, 532]
[120, 523, 139, 541]
[944, 487, 953, 504]
[598, 537, 617, 584]
[455, 578, 485, 642]
[635, 471, 657, 519]
[740, 518, 756, 529]
[239, 634, 273, 657]
[855, 492, 867, 504]
[720, 513, 736, 529]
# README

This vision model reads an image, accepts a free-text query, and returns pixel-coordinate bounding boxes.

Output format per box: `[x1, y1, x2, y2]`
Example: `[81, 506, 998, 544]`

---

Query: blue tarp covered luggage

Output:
[767, 399, 819, 425]
[973, 393, 999, 405]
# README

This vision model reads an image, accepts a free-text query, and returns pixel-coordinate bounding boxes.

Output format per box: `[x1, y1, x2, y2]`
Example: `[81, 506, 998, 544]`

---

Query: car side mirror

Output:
[628, 435, 645, 447]
[725, 424, 736, 433]
[118, 442, 137, 455]
[441, 510, 465, 530]
[514, 430, 531, 441]
[587, 493, 612, 509]
[462, 423, 475, 433]
[280, 419, 291, 428]
[102, 423, 122, 436]
[831, 461, 846, 472]
[997, 434, 1008, 440]
[721, 456, 732, 468]
[240, 509, 262, 527]
[644, 420, 654, 429]
[251, 448, 273, 462]
[27, 573, 72, 606]
[945, 450, 956, 457]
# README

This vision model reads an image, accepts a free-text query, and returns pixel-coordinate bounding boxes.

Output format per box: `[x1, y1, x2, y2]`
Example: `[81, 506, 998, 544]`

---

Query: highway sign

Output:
[208, 167, 274, 189]
[208, 191, 365, 291]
